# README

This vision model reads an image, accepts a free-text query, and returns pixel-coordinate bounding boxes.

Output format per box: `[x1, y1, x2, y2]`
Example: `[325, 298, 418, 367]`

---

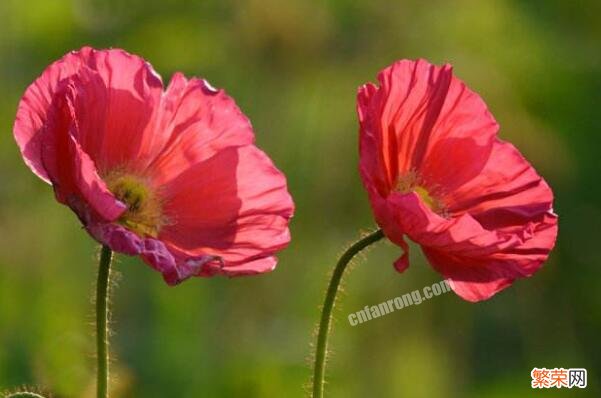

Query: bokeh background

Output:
[1, 0, 600, 397]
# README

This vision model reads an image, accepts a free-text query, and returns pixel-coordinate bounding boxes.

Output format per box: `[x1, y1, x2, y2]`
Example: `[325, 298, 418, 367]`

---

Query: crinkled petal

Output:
[446, 140, 554, 219]
[14, 50, 88, 182]
[393, 235, 410, 273]
[65, 49, 163, 172]
[169, 247, 278, 278]
[387, 191, 557, 301]
[423, 211, 558, 302]
[147, 73, 255, 185]
[362, 183, 411, 272]
[14, 47, 164, 179]
[218, 256, 278, 276]
[41, 83, 126, 222]
[358, 82, 390, 197]
[88, 222, 219, 285]
[357, 59, 499, 196]
[157, 145, 293, 275]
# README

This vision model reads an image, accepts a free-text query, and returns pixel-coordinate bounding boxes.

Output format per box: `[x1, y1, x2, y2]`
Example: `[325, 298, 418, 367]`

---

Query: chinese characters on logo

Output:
[531, 368, 587, 389]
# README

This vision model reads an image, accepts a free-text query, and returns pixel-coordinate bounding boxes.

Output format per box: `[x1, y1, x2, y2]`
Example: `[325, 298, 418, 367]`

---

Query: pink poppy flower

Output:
[14, 47, 294, 285]
[357, 59, 558, 302]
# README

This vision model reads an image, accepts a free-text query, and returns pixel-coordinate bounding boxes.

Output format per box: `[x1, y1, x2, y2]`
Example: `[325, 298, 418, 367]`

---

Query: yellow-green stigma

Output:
[396, 170, 445, 215]
[104, 171, 164, 237]
[413, 185, 438, 210]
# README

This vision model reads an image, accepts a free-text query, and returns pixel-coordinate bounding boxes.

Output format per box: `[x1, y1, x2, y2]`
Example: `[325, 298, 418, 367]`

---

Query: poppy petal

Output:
[65, 49, 163, 172]
[447, 140, 554, 219]
[14, 50, 87, 182]
[147, 74, 255, 185]
[14, 47, 163, 179]
[422, 210, 557, 302]
[387, 191, 557, 301]
[41, 83, 126, 222]
[88, 222, 220, 285]
[158, 145, 293, 273]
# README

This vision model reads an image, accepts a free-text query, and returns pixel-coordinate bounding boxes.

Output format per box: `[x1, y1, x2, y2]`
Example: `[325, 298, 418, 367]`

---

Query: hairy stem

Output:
[312, 229, 384, 398]
[96, 245, 113, 398]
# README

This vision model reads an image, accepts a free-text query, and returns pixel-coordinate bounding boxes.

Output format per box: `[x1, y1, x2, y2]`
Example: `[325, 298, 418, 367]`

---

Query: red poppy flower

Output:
[357, 59, 558, 302]
[14, 47, 294, 285]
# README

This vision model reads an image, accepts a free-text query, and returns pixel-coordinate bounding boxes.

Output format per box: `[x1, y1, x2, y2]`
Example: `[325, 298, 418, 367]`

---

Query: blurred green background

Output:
[0, 0, 600, 397]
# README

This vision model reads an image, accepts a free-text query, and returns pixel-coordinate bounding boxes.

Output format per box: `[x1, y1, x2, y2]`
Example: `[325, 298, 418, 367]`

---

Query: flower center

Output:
[413, 185, 438, 210]
[395, 170, 446, 215]
[104, 170, 164, 237]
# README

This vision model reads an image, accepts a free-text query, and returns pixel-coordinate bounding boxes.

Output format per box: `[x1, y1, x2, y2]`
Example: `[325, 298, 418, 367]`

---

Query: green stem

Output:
[312, 229, 384, 398]
[96, 245, 113, 398]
